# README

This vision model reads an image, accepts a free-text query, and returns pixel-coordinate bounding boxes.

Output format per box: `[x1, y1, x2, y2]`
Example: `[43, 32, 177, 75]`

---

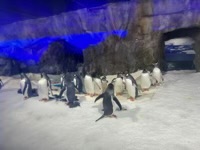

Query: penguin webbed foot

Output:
[116, 107, 127, 111]
[68, 101, 80, 108]
[128, 97, 135, 101]
[24, 96, 29, 100]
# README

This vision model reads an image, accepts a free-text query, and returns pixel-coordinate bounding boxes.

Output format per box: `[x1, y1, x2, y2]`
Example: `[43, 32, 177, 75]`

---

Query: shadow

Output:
[92, 102, 140, 122]
[116, 106, 140, 122]
[77, 95, 87, 103]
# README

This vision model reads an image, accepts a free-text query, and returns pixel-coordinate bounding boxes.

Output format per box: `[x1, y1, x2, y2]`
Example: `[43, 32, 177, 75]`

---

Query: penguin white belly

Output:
[64, 89, 68, 102]
[73, 78, 77, 87]
[141, 73, 151, 89]
[94, 78, 102, 95]
[111, 96, 116, 113]
[60, 76, 65, 88]
[84, 75, 94, 95]
[38, 78, 49, 100]
[101, 81, 108, 92]
[152, 68, 162, 84]
[125, 79, 135, 98]
[20, 79, 25, 92]
[114, 78, 123, 94]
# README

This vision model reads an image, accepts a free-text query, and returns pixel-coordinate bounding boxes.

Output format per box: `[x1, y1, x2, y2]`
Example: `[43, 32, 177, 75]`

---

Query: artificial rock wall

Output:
[1, 0, 200, 75]
[84, 0, 200, 74]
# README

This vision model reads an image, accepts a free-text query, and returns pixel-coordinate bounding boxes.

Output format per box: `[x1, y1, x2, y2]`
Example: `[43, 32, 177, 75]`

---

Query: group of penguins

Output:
[17, 63, 163, 122]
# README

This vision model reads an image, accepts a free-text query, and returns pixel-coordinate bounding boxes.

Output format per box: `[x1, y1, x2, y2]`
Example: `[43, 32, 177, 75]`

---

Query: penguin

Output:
[37, 73, 49, 101]
[84, 72, 94, 97]
[58, 74, 80, 108]
[22, 73, 33, 100]
[60, 73, 66, 89]
[140, 69, 151, 91]
[19, 73, 26, 93]
[113, 73, 124, 96]
[124, 73, 138, 101]
[94, 83, 122, 122]
[100, 76, 108, 93]
[73, 73, 83, 94]
[43, 73, 53, 96]
[152, 63, 163, 86]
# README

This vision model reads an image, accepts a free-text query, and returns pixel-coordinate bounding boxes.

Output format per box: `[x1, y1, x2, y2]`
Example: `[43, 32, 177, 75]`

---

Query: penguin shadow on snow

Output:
[116, 106, 140, 122]
[76, 94, 87, 103]
[92, 102, 140, 122]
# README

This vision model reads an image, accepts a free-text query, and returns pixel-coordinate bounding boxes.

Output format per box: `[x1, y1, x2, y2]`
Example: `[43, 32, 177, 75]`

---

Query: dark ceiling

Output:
[0, 0, 130, 26]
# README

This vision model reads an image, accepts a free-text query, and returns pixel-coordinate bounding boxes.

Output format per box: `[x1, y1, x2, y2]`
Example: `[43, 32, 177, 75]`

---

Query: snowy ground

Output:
[1, 70, 200, 150]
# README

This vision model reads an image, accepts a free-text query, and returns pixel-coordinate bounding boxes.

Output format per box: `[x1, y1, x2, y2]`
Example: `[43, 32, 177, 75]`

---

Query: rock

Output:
[0, 0, 200, 74]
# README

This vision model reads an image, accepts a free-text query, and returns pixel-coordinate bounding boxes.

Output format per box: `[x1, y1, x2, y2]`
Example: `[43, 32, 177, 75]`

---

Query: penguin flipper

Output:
[94, 93, 104, 103]
[113, 96, 122, 110]
[95, 114, 105, 122]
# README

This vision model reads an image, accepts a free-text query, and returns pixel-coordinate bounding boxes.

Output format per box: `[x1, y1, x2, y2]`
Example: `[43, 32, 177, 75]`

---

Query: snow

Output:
[165, 37, 194, 45]
[1, 70, 200, 150]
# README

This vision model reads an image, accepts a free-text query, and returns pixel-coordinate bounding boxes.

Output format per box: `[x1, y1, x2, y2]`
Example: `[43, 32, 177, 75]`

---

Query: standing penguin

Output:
[140, 69, 151, 91]
[43, 73, 53, 96]
[73, 73, 83, 94]
[113, 73, 124, 96]
[100, 76, 108, 93]
[84, 72, 94, 97]
[58, 74, 80, 108]
[60, 73, 66, 89]
[37, 73, 49, 101]
[18, 74, 25, 93]
[22, 73, 33, 100]
[94, 83, 122, 122]
[124, 73, 138, 101]
[152, 63, 163, 86]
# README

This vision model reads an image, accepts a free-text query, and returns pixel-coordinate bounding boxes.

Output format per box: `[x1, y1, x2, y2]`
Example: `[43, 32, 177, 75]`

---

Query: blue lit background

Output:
[0, 30, 127, 64]
[0, 0, 132, 65]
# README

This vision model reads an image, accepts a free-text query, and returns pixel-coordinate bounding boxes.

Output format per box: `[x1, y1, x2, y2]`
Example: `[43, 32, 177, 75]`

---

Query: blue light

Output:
[0, 30, 127, 64]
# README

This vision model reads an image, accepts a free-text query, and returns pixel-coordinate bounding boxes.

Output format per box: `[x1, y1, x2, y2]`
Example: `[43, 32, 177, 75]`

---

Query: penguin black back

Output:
[94, 83, 122, 122]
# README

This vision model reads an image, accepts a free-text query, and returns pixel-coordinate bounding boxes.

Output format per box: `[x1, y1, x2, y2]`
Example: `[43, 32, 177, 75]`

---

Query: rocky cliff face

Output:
[0, 0, 200, 75]
[84, 0, 200, 74]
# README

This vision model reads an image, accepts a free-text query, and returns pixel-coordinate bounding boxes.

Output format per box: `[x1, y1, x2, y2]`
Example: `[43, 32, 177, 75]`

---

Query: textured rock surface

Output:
[84, 0, 200, 74]
[0, 0, 200, 75]
[0, 1, 134, 41]
[0, 58, 20, 75]
[40, 40, 83, 74]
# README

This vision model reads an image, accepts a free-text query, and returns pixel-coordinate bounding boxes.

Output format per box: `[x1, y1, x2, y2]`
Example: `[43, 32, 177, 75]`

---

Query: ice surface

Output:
[1, 70, 200, 150]
[165, 37, 194, 45]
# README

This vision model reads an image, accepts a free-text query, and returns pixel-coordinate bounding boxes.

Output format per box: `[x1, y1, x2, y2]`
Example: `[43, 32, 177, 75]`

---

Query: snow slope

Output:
[0, 70, 200, 150]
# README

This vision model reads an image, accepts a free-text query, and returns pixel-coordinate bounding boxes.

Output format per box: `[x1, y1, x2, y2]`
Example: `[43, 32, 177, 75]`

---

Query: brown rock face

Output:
[1, 0, 200, 75]
[84, 0, 200, 74]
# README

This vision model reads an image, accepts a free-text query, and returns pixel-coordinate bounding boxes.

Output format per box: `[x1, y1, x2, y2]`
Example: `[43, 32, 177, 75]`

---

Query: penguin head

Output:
[117, 73, 121, 78]
[40, 73, 43, 78]
[65, 74, 73, 83]
[106, 83, 114, 95]
[42, 72, 47, 79]
[153, 62, 158, 67]
[101, 76, 106, 80]
[20, 73, 24, 79]
[143, 69, 148, 73]
[21, 72, 28, 79]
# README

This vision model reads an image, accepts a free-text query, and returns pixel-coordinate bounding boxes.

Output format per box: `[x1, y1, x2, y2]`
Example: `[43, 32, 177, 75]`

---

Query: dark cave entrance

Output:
[162, 27, 200, 71]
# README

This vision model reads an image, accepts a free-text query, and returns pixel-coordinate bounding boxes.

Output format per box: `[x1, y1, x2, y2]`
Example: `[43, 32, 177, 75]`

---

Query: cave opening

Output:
[162, 27, 200, 71]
